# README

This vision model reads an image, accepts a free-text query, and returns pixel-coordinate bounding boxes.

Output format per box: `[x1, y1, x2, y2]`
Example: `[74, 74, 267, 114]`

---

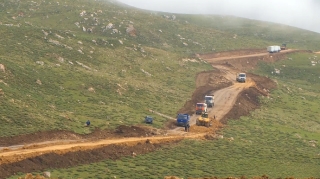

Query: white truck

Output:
[267, 45, 281, 53]
[236, 73, 246, 83]
[204, 95, 214, 108]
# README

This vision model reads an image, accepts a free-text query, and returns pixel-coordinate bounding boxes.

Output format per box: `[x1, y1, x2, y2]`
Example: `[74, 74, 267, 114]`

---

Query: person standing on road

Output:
[184, 124, 188, 132]
[186, 123, 190, 132]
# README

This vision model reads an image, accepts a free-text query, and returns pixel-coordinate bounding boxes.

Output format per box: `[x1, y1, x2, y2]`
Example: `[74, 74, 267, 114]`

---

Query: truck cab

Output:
[236, 73, 246, 83]
[195, 103, 207, 115]
[205, 95, 214, 107]
[176, 114, 190, 126]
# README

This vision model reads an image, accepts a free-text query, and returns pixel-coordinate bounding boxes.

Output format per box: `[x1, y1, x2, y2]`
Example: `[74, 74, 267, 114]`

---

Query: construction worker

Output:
[184, 124, 188, 132]
[186, 123, 190, 132]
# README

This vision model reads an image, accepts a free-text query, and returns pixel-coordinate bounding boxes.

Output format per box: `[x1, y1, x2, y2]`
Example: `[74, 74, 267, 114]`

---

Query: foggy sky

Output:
[117, 0, 320, 33]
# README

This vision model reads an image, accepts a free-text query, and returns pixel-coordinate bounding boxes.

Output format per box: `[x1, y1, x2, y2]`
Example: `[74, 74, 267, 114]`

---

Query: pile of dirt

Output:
[0, 139, 181, 179]
[249, 73, 277, 91]
[114, 125, 162, 137]
[0, 125, 161, 147]
[0, 130, 83, 146]
[220, 87, 264, 124]
[190, 119, 224, 133]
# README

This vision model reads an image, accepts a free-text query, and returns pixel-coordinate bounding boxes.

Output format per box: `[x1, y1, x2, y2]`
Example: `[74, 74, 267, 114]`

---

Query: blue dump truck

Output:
[176, 113, 190, 126]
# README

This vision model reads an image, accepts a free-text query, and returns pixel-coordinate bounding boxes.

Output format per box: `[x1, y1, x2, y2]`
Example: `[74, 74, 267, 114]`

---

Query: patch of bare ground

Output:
[221, 74, 276, 124]
[0, 125, 163, 147]
[0, 140, 181, 179]
[177, 70, 232, 115]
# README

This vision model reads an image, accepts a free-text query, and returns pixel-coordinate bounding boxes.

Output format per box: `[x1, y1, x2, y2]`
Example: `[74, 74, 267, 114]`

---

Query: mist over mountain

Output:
[117, 0, 320, 33]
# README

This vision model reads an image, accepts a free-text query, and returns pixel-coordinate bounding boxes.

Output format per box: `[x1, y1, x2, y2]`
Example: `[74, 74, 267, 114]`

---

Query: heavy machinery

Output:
[205, 95, 214, 108]
[196, 112, 212, 127]
[195, 103, 207, 115]
[176, 113, 190, 126]
[236, 73, 246, 83]
[145, 116, 153, 124]
[281, 43, 287, 50]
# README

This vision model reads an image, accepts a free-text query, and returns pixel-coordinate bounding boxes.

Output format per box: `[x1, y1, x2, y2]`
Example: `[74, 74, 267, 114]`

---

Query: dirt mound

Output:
[221, 87, 263, 124]
[115, 125, 161, 137]
[249, 73, 277, 91]
[0, 139, 181, 179]
[190, 120, 224, 133]
[0, 125, 161, 147]
[0, 130, 83, 146]
[178, 70, 232, 115]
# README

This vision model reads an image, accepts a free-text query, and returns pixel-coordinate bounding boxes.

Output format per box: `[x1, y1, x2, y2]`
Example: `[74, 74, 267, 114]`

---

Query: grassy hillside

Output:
[1, 0, 320, 137]
[10, 53, 320, 178]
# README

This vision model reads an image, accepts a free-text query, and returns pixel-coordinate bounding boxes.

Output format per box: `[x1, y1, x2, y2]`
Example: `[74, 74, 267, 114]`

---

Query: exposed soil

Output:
[0, 139, 181, 179]
[220, 87, 264, 124]
[177, 70, 232, 115]
[0, 125, 161, 147]
[0, 48, 310, 179]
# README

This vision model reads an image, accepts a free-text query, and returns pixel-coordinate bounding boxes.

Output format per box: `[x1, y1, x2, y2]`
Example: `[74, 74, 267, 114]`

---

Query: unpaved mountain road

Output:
[0, 133, 205, 165]
[0, 48, 304, 178]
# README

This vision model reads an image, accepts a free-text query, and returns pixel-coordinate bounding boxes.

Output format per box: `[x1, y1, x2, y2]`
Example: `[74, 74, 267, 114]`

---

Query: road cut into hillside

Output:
[0, 133, 206, 165]
[0, 48, 307, 178]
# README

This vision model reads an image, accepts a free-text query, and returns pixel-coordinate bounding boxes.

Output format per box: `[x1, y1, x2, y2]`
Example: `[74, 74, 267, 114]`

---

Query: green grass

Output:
[0, 0, 320, 138]
[10, 53, 320, 178]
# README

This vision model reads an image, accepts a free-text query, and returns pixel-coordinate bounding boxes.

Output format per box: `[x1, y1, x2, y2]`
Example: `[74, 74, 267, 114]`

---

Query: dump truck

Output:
[196, 112, 212, 127]
[195, 103, 207, 115]
[281, 43, 287, 50]
[205, 95, 214, 107]
[236, 73, 246, 83]
[176, 113, 190, 126]
[267, 45, 281, 53]
[145, 116, 153, 124]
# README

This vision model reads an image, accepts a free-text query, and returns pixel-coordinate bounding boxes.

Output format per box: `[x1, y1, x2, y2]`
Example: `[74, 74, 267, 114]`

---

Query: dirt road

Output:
[0, 133, 205, 165]
[0, 48, 302, 178]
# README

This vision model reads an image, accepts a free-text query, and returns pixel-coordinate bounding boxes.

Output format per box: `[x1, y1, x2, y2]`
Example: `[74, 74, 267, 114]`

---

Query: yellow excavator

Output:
[196, 112, 212, 127]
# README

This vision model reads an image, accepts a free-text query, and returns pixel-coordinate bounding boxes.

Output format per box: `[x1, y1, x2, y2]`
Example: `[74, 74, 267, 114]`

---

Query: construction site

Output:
[0, 48, 316, 179]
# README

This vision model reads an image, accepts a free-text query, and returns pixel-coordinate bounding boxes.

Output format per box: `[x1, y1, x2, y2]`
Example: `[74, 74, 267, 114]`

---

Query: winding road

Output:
[0, 49, 302, 166]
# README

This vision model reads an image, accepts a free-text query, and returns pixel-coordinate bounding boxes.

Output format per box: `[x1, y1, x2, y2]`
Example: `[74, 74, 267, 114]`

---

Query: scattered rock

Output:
[106, 23, 114, 29]
[36, 61, 44, 66]
[88, 87, 95, 93]
[126, 24, 136, 36]
[36, 79, 42, 85]
[43, 171, 50, 178]
[0, 64, 5, 72]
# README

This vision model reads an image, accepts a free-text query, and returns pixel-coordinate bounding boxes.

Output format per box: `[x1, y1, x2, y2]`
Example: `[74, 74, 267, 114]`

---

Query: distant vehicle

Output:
[281, 43, 287, 50]
[205, 95, 214, 108]
[236, 73, 246, 83]
[267, 45, 281, 53]
[176, 113, 190, 126]
[195, 103, 207, 115]
[145, 116, 153, 124]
